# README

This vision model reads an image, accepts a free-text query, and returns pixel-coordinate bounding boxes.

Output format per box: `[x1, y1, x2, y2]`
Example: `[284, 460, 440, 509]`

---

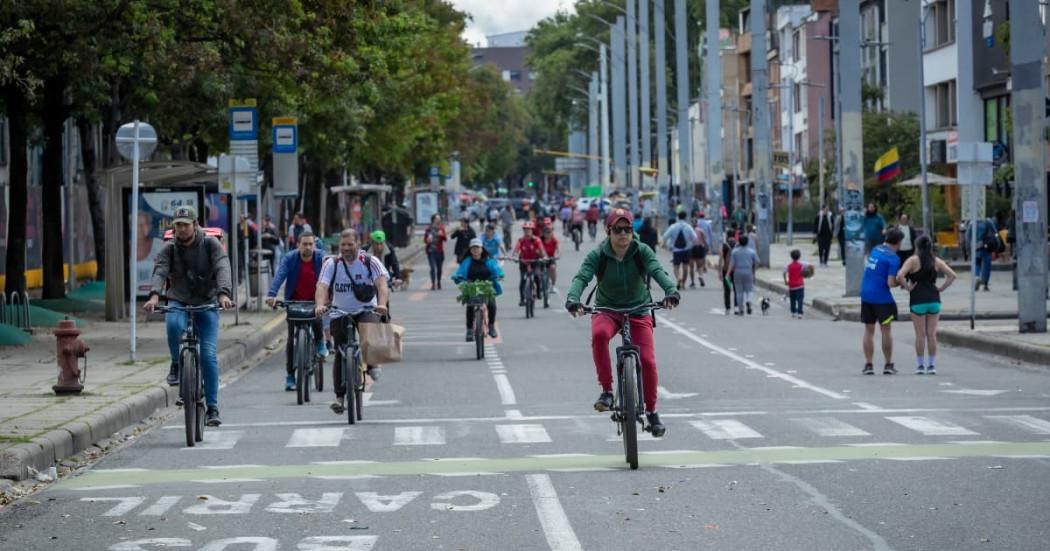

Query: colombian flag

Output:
[874, 147, 902, 183]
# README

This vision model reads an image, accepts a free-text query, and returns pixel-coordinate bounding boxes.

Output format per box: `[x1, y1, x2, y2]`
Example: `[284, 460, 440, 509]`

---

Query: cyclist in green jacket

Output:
[565, 208, 680, 437]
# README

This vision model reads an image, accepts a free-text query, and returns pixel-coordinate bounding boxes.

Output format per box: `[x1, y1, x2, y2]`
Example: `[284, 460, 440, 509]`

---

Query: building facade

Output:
[470, 31, 535, 95]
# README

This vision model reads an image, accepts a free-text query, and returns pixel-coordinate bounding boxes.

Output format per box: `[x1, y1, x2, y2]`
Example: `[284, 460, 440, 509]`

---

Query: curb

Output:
[0, 312, 287, 481]
[937, 328, 1050, 367]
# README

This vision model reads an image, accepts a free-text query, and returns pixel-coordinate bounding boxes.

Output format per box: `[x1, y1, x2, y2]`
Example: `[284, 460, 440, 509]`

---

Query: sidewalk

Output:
[750, 235, 1050, 367]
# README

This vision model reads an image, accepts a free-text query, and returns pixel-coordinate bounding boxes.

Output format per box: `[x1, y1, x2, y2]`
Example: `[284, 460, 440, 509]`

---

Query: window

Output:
[501, 70, 510, 81]
[508, 70, 522, 81]
[794, 83, 802, 113]
[930, 0, 956, 48]
[792, 29, 802, 62]
[794, 132, 803, 159]
[932, 79, 957, 129]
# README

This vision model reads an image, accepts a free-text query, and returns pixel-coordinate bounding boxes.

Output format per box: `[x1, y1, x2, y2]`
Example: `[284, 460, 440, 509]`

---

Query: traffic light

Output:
[527, 180, 535, 188]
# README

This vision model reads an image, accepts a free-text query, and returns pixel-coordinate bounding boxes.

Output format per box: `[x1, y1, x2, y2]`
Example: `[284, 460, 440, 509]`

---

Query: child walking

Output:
[783, 249, 810, 319]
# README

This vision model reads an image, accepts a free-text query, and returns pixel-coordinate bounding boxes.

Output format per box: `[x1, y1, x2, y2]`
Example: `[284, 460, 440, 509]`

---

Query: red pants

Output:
[591, 312, 658, 412]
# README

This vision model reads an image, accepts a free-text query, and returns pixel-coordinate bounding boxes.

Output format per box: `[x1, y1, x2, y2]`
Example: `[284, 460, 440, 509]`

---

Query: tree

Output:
[862, 110, 920, 217]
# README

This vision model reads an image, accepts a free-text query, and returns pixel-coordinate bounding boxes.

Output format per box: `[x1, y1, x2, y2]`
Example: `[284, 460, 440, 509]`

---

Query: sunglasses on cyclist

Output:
[609, 225, 633, 235]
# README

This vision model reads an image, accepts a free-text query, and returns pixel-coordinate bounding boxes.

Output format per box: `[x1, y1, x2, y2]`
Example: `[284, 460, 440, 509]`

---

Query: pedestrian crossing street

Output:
[180, 413, 1050, 451]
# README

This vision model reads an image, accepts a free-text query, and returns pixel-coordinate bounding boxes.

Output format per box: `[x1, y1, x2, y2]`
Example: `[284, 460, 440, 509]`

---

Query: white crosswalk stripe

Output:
[286, 428, 347, 448]
[183, 430, 244, 450]
[985, 415, 1050, 435]
[394, 426, 446, 446]
[791, 417, 871, 437]
[885, 416, 979, 436]
[496, 424, 552, 444]
[689, 419, 763, 440]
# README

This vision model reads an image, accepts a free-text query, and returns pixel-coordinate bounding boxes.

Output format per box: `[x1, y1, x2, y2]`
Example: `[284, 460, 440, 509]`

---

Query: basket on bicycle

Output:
[455, 280, 497, 305]
[286, 302, 317, 320]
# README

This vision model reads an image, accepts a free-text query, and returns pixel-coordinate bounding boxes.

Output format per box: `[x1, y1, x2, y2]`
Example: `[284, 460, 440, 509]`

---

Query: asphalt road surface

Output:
[2, 224, 1049, 550]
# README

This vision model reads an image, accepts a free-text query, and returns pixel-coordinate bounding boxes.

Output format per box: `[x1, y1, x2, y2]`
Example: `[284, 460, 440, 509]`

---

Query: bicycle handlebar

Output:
[154, 303, 222, 314]
[270, 300, 314, 310]
[579, 302, 665, 316]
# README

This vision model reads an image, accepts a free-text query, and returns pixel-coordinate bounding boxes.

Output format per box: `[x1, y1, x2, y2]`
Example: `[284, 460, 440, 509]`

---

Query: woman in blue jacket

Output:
[452, 238, 504, 340]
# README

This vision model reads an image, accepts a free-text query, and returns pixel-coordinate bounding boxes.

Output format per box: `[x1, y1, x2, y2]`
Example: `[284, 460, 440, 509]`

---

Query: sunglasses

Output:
[609, 225, 633, 235]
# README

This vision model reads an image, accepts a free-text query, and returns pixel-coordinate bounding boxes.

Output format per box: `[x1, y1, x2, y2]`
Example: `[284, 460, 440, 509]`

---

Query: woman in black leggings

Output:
[719, 230, 737, 315]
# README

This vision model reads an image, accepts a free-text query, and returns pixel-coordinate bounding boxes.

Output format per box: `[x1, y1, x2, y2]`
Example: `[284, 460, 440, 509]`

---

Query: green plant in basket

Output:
[456, 280, 497, 304]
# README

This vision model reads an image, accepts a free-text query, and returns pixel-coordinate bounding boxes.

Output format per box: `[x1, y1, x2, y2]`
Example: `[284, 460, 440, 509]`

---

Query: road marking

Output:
[68, 485, 141, 491]
[986, 415, 1050, 434]
[689, 419, 764, 440]
[505, 409, 524, 419]
[886, 416, 979, 436]
[182, 430, 244, 450]
[657, 316, 848, 400]
[200, 464, 266, 470]
[658, 386, 698, 400]
[854, 402, 882, 411]
[792, 417, 872, 437]
[496, 424, 552, 444]
[362, 393, 400, 406]
[140, 496, 181, 516]
[192, 478, 265, 484]
[526, 474, 584, 551]
[286, 428, 346, 448]
[884, 456, 953, 461]
[81, 497, 146, 516]
[394, 426, 446, 446]
[942, 389, 1008, 396]
[493, 374, 517, 405]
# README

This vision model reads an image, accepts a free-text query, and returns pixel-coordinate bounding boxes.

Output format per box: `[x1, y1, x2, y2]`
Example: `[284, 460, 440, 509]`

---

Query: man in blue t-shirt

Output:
[860, 228, 903, 375]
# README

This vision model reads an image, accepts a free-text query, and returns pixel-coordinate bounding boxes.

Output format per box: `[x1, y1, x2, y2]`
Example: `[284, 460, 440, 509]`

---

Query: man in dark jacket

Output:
[450, 218, 477, 263]
[266, 231, 327, 391]
[144, 206, 234, 426]
[638, 217, 659, 251]
[813, 205, 834, 266]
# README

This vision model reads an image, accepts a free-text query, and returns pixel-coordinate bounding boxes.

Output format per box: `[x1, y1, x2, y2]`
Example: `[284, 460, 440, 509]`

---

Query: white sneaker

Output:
[551, 286, 560, 295]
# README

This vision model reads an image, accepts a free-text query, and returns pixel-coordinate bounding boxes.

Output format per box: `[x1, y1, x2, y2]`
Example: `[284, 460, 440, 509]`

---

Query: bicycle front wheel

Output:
[180, 349, 198, 447]
[295, 328, 311, 405]
[620, 355, 639, 470]
[314, 352, 324, 392]
[525, 280, 534, 319]
[342, 352, 357, 425]
[353, 349, 364, 422]
[474, 307, 485, 360]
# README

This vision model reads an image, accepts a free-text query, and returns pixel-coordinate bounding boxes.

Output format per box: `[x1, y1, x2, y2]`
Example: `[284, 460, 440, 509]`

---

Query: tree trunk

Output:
[40, 77, 68, 299]
[78, 118, 106, 281]
[3, 86, 29, 295]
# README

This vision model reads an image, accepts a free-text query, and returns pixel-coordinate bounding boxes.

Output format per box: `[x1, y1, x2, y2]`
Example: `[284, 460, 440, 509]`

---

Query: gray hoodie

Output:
[150, 227, 233, 305]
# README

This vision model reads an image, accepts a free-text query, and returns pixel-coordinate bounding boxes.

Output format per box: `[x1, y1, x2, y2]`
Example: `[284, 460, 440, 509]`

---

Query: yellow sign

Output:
[272, 116, 298, 125]
[228, 98, 257, 107]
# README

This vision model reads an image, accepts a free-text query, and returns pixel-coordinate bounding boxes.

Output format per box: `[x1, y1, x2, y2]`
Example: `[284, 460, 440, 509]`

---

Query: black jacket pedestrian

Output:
[638, 221, 659, 251]
[814, 211, 834, 239]
[451, 227, 477, 262]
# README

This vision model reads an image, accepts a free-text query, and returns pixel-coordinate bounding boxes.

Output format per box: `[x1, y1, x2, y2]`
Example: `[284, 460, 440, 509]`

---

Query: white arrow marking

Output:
[363, 392, 400, 406]
[658, 386, 698, 400]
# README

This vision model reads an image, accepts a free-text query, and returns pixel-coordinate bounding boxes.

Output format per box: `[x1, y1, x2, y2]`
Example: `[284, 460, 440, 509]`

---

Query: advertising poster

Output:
[129, 191, 199, 297]
[415, 192, 438, 225]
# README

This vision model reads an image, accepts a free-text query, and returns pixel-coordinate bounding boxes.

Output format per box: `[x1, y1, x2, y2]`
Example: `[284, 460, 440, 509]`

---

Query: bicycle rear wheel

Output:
[620, 355, 639, 470]
[295, 328, 311, 405]
[474, 307, 485, 360]
[525, 280, 534, 318]
[542, 272, 550, 309]
[180, 349, 198, 447]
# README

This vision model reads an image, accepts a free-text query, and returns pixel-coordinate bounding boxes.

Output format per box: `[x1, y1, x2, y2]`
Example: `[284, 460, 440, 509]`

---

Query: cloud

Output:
[452, 0, 573, 46]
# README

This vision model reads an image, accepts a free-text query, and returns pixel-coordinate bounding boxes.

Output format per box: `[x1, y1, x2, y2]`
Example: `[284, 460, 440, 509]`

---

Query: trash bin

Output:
[382, 206, 413, 248]
[249, 250, 272, 297]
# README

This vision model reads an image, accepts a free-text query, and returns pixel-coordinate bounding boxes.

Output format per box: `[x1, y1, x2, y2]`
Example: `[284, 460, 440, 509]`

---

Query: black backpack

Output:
[673, 225, 688, 249]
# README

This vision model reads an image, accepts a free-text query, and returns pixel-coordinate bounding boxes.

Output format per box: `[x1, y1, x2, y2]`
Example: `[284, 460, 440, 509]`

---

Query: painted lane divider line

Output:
[657, 315, 849, 400]
[526, 474, 584, 551]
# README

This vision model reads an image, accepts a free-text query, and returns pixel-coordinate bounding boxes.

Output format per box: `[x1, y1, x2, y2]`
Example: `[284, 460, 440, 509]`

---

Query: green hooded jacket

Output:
[566, 238, 677, 309]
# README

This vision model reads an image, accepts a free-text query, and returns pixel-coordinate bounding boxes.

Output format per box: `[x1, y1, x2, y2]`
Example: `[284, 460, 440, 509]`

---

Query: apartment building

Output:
[470, 31, 535, 95]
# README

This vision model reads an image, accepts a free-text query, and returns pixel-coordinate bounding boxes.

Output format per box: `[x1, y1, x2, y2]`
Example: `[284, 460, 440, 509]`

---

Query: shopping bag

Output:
[359, 322, 405, 365]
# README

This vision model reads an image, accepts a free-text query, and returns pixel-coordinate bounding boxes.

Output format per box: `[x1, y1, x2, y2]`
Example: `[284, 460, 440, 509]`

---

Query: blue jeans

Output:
[975, 249, 992, 285]
[427, 250, 445, 285]
[165, 300, 220, 408]
[789, 288, 805, 315]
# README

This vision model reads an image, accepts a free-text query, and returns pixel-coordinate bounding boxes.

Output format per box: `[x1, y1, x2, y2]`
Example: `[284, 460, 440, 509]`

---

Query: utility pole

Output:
[786, 73, 795, 246]
[627, 0, 640, 188]
[750, 0, 772, 267]
[588, 73, 600, 188]
[612, 17, 628, 187]
[818, 94, 825, 209]
[639, 0, 651, 175]
[600, 45, 611, 190]
[654, 0, 670, 193]
[674, 0, 690, 200]
[956, 0, 985, 327]
[1010, 0, 1048, 333]
[916, 3, 932, 237]
[839, 0, 864, 295]
[705, 0, 724, 235]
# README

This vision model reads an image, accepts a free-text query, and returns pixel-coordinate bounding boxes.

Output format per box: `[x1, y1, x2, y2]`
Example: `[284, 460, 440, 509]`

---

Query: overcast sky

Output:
[452, 0, 572, 46]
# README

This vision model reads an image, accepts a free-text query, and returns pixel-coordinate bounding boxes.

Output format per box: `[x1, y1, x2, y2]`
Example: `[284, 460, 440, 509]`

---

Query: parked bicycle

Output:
[578, 302, 664, 470]
[327, 305, 371, 424]
[273, 300, 324, 405]
[154, 303, 221, 447]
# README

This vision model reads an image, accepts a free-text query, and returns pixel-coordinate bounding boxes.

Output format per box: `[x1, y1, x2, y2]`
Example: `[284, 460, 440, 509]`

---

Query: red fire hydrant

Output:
[53, 319, 89, 395]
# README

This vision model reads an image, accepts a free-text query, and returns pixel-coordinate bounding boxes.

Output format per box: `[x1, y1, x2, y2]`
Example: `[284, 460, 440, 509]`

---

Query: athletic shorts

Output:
[691, 245, 707, 259]
[910, 302, 941, 316]
[672, 250, 691, 266]
[861, 301, 898, 325]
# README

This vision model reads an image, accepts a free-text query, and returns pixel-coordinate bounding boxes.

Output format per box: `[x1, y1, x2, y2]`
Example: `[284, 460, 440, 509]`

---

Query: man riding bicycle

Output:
[266, 231, 327, 391]
[585, 203, 600, 240]
[144, 205, 234, 427]
[513, 221, 548, 306]
[315, 229, 390, 415]
[565, 208, 680, 437]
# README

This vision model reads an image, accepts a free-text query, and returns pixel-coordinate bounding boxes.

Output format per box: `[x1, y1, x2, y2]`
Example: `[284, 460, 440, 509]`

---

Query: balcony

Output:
[738, 33, 751, 54]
